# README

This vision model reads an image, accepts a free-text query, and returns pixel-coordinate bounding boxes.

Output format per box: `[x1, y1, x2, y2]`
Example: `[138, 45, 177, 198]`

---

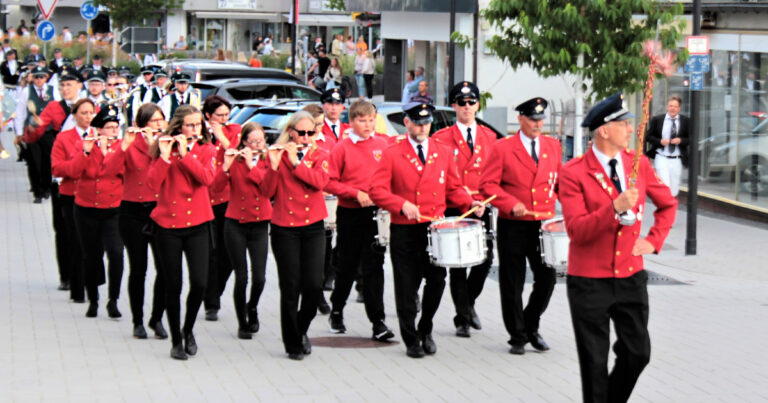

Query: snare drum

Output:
[488, 206, 498, 240]
[373, 209, 390, 247]
[427, 218, 487, 268]
[324, 196, 338, 230]
[539, 217, 569, 273]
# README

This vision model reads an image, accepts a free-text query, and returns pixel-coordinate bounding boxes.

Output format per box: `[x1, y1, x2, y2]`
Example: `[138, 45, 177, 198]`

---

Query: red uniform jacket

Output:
[481, 132, 562, 221]
[558, 149, 678, 278]
[369, 137, 473, 225]
[75, 140, 125, 209]
[209, 123, 242, 206]
[211, 157, 273, 224]
[317, 121, 349, 152]
[147, 142, 216, 229]
[24, 101, 69, 144]
[122, 137, 159, 203]
[325, 134, 389, 208]
[433, 123, 497, 201]
[263, 146, 330, 227]
[50, 127, 87, 196]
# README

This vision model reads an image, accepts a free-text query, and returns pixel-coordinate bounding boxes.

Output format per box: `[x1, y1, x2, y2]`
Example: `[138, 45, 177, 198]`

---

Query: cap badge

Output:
[535, 105, 544, 113]
[461, 87, 470, 94]
[419, 109, 428, 116]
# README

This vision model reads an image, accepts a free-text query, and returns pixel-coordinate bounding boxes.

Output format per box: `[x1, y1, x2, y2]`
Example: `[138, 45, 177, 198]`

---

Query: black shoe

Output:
[106, 300, 122, 318]
[323, 278, 334, 291]
[509, 343, 525, 355]
[528, 332, 550, 352]
[43, 191, 50, 199]
[469, 306, 482, 330]
[372, 321, 395, 342]
[455, 325, 471, 338]
[85, 302, 98, 318]
[33, 197, 42, 204]
[58, 281, 70, 291]
[248, 311, 260, 333]
[406, 345, 425, 358]
[238, 328, 252, 340]
[329, 311, 346, 334]
[356, 291, 364, 303]
[170, 344, 188, 360]
[421, 334, 436, 355]
[133, 325, 148, 339]
[317, 301, 331, 315]
[72, 298, 86, 304]
[288, 352, 304, 360]
[150, 321, 168, 339]
[205, 309, 218, 321]
[184, 332, 198, 356]
[301, 334, 312, 355]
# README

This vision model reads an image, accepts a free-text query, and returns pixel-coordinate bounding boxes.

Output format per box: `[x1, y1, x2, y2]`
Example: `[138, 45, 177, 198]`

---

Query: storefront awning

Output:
[281, 13, 355, 27]
[194, 11, 282, 22]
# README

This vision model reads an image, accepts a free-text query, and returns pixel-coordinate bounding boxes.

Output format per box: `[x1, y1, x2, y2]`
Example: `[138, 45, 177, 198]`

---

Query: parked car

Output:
[242, 101, 320, 143]
[158, 59, 301, 83]
[700, 116, 768, 195]
[230, 99, 318, 126]
[191, 78, 321, 103]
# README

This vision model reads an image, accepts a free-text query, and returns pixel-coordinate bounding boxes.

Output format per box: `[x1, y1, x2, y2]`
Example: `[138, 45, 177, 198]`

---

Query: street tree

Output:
[326, 0, 346, 11]
[92, 0, 185, 29]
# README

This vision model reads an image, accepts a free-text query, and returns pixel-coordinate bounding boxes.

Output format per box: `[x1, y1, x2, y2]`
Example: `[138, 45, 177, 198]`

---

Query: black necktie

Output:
[297, 151, 304, 161]
[531, 139, 538, 165]
[669, 118, 677, 153]
[466, 127, 474, 153]
[331, 124, 337, 139]
[417, 144, 426, 165]
[609, 159, 623, 193]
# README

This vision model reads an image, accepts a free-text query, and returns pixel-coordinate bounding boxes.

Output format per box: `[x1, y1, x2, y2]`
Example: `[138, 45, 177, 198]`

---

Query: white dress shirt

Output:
[659, 113, 681, 157]
[456, 120, 477, 146]
[519, 130, 540, 160]
[408, 135, 428, 162]
[592, 145, 626, 192]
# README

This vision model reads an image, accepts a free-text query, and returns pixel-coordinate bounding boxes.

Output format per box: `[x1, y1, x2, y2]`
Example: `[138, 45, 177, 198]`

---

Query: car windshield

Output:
[229, 106, 258, 125]
[191, 84, 216, 101]
[246, 111, 292, 133]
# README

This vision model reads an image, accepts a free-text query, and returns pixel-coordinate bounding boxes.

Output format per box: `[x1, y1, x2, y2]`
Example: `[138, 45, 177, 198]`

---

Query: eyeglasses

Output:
[183, 123, 203, 129]
[293, 129, 314, 137]
[456, 99, 478, 107]
[245, 138, 265, 144]
[149, 118, 165, 124]
[106, 83, 116, 87]
[212, 112, 229, 119]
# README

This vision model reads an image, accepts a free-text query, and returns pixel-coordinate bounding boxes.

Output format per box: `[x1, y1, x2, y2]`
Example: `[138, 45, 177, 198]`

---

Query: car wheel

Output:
[740, 156, 768, 195]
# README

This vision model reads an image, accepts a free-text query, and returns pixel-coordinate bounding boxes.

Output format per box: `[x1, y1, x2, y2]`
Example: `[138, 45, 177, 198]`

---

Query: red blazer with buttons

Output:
[317, 121, 349, 152]
[433, 123, 497, 201]
[24, 101, 69, 144]
[122, 137, 158, 203]
[209, 123, 242, 206]
[51, 127, 88, 196]
[369, 137, 473, 225]
[325, 134, 389, 208]
[75, 141, 125, 209]
[147, 142, 217, 229]
[558, 148, 678, 278]
[212, 156, 272, 224]
[263, 146, 330, 227]
[481, 132, 562, 221]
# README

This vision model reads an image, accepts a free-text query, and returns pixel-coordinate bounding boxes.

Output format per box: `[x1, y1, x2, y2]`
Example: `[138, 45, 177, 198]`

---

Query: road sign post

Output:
[686, 5, 705, 256]
[81, 1, 98, 64]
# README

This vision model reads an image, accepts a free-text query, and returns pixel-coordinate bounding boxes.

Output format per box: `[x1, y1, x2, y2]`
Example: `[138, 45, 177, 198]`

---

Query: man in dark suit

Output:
[645, 95, 689, 196]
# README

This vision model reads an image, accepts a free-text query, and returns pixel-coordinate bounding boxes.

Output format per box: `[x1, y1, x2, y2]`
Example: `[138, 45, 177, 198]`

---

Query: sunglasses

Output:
[456, 99, 478, 107]
[293, 129, 314, 137]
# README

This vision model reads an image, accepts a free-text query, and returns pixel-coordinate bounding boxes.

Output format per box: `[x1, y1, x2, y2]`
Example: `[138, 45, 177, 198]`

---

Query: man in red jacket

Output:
[433, 81, 496, 338]
[559, 93, 677, 403]
[370, 102, 484, 358]
[481, 97, 561, 355]
[318, 88, 349, 152]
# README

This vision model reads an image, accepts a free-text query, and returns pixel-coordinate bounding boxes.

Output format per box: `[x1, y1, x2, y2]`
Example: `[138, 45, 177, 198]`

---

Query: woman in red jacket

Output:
[202, 95, 242, 321]
[265, 111, 330, 360]
[50, 98, 94, 304]
[213, 122, 272, 339]
[74, 104, 130, 319]
[147, 105, 216, 360]
[120, 103, 169, 340]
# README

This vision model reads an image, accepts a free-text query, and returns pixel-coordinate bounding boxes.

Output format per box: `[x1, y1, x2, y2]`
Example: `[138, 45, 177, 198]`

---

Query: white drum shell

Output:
[540, 217, 569, 272]
[324, 196, 338, 230]
[374, 209, 391, 247]
[428, 218, 487, 268]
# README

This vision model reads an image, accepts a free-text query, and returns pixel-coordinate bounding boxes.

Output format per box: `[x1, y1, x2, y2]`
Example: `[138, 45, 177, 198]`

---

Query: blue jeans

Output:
[355, 73, 365, 97]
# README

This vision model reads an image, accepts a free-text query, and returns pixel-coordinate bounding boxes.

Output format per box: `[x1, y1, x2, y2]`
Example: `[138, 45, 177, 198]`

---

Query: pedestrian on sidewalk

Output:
[644, 95, 689, 196]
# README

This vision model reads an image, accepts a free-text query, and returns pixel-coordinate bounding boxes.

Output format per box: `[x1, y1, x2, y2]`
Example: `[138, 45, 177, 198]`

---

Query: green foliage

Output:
[479, 91, 493, 111]
[10, 37, 136, 69]
[261, 54, 290, 70]
[160, 51, 188, 60]
[91, 0, 184, 28]
[325, 0, 346, 11]
[481, 0, 687, 101]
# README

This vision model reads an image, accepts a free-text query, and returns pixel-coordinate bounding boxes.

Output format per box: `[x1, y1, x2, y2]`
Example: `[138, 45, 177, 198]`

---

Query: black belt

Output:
[659, 154, 682, 159]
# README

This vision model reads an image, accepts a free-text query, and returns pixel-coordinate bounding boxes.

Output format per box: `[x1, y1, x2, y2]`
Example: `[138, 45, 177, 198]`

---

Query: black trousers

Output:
[59, 194, 84, 300]
[567, 271, 651, 403]
[497, 218, 556, 345]
[270, 221, 325, 355]
[155, 222, 210, 346]
[445, 208, 493, 327]
[363, 74, 374, 99]
[73, 205, 124, 303]
[390, 223, 446, 348]
[223, 218, 269, 329]
[204, 202, 230, 311]
[50, 183, 69, 283]
[119, 201, 165, 327]
[330, 206, 386, 324]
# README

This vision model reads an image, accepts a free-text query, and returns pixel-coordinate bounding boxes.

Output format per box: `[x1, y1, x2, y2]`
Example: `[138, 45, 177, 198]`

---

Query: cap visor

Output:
[410, 116, 433, 125]
[613, 112, 634, 121]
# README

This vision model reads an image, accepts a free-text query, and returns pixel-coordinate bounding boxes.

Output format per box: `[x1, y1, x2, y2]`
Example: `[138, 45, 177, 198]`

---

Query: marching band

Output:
[4, 57, 677, 402]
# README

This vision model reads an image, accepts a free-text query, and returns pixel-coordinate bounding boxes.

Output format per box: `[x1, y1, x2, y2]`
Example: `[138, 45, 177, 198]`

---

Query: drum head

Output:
[431, 218, 482, 230]
[542, 217, 566, 233]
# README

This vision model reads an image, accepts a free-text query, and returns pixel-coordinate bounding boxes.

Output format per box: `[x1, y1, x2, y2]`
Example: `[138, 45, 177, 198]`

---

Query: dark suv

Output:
[192, 78, 321, 103]
[159, 59, 300, 82]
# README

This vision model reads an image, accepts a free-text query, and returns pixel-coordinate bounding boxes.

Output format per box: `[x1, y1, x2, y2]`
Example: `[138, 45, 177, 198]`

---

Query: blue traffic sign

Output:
[37, 20, 56, 42]
[690, 72, 704, 91]
[80, 1, 98, 20]
[684, 55, 710, 73]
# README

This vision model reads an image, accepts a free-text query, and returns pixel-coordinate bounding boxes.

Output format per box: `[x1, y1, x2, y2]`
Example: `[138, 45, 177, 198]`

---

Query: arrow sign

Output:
[37, 20, 56, 42]
[36, 0, 59, 20]
[80, 1, 98, 20]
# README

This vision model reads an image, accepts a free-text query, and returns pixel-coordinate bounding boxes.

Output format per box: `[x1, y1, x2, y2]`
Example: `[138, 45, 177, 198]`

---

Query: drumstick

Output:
[456, 195, 497, 220]
[523, 210, 554, 218]
[418, 214, 440, 221]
